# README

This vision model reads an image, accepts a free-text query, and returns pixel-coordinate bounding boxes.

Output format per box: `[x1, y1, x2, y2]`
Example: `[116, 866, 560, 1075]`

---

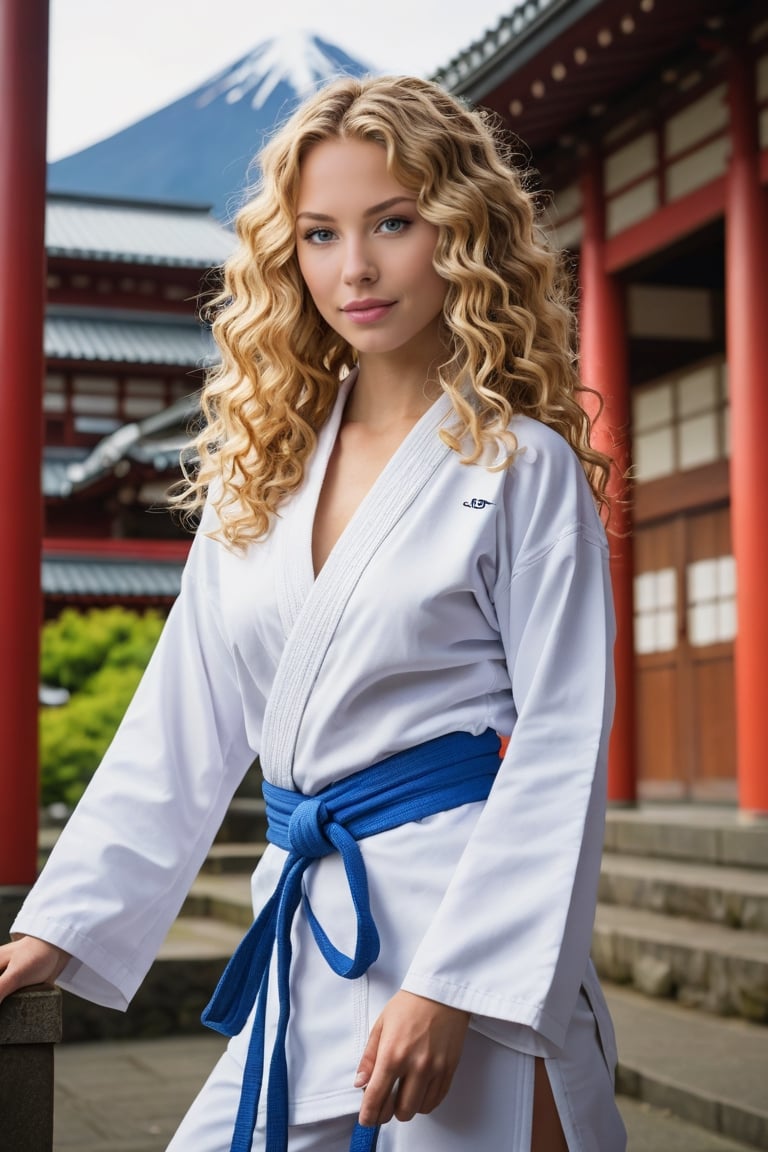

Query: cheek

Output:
[296, 250, 312, 291]
[297, 257, 326, 308]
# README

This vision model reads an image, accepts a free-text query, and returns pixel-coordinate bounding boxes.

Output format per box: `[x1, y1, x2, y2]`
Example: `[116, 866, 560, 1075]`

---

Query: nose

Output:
[341, 236, 377, 285]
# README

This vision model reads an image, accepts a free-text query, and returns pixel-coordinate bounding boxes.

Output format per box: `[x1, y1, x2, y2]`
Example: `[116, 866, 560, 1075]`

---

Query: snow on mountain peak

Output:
[198, 30, 355, 112]
[48, 32, 375, 220]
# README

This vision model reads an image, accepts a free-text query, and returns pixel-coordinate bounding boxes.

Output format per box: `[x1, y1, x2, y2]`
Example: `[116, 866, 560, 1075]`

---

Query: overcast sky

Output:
[48, 0, 516, 160]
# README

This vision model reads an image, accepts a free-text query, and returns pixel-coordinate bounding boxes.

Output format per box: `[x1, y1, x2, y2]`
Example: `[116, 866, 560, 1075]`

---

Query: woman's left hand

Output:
[354, 990, 471, 1127]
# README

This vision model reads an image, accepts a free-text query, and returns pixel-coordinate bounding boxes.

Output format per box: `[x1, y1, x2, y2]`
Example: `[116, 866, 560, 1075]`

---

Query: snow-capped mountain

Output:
[48, 32, 376, 223]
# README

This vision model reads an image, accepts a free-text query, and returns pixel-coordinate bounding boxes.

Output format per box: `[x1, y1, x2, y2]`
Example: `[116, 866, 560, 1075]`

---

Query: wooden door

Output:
[634, 507, 736, 799]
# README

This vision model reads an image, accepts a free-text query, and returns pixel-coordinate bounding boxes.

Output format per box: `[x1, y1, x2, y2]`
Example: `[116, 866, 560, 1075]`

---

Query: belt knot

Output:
[288, 796, 333, 858]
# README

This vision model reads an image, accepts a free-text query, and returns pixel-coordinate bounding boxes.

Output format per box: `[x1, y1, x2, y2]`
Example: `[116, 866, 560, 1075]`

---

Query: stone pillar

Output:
[0, 0, 50, 884]
[0, 984, 62, 1151]
[580, 155, 638, 806]
[726, 42, 768, 815]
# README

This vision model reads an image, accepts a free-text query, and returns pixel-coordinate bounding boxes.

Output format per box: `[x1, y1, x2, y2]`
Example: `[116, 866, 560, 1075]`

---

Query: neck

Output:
[347, 347, 445, 428]
[350, 371, 438, 427]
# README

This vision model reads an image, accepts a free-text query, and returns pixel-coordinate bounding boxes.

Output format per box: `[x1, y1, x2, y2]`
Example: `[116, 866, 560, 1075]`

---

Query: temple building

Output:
[36, 0, 768, 813]
[41, 193, 234, 614]
[435, 0, 767, 811]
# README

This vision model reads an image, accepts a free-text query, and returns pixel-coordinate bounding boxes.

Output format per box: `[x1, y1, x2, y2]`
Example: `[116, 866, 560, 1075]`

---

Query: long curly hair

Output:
[170, 74, 611, 546]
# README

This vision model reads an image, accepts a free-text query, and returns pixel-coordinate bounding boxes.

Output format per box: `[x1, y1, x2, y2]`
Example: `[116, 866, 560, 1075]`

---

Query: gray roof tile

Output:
[46, 195, 236, 268]
[45, 311, 217, 366]
[42, 555, 183, 600]
[431, 0, 556, 93]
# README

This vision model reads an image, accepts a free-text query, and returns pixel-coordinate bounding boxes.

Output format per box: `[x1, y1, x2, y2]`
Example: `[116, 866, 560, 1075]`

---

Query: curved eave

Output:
[435, 0, 739, 155]
[44, 312, 218, 368]
[433, 0, 597, 102]
[45, 244, 221, 270]
[41, 555, 184, 601]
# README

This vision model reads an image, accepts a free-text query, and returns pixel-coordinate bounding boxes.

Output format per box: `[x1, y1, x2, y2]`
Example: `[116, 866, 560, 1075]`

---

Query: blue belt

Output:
[202, 728, 501, 1152]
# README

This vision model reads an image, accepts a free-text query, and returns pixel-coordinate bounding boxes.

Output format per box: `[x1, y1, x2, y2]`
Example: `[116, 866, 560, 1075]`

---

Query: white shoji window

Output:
[687, 555, 737, 646]
[632, 360, 729, 483]
[44, 373, 66, 413]
[71, 374, 119, 415]
[123, 377, 166, 419]
[634, 568, 678, 654]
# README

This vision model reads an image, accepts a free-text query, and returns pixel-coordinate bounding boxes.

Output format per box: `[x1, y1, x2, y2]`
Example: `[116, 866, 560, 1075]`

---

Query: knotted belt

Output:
[202, 728, 501, 1152]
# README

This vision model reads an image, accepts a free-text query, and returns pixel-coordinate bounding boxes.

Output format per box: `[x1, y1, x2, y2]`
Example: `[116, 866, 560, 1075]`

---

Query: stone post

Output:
[0, 985, 62, 1151]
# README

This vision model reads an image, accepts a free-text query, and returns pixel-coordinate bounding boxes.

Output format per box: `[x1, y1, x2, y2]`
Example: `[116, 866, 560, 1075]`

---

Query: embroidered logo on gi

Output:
[462, 498, 495, 509]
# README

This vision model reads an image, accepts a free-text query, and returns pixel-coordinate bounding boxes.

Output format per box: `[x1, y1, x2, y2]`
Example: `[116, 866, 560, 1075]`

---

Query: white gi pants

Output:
[166, 989, 626, 1151]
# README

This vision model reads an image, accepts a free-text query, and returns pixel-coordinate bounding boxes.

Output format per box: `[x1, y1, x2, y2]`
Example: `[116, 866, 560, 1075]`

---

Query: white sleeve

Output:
[11, 518, 259, 1010]
[401, 509, 615, 1050]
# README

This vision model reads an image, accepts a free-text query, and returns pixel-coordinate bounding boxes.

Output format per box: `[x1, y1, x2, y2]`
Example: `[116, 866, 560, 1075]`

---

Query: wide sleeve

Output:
[401, 448, 615, 1051]
[11, 513, 259, 1010]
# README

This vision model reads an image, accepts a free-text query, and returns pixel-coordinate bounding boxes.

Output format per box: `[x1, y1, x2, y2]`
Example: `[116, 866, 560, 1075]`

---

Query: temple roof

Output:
[41, 552, 184, 600]
[45, 307, 217, 366]
[46, 193, 236, 268]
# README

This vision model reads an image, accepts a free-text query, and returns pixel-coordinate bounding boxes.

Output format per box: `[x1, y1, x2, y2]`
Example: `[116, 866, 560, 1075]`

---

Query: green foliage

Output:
[39, 607, 164, 808]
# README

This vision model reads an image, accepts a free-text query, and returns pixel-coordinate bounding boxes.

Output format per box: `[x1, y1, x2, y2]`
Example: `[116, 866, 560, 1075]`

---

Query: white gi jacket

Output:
[14, 370, 617, 1125]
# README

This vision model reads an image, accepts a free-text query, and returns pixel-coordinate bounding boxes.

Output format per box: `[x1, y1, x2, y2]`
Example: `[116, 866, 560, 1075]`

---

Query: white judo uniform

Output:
[13, 370, 627, 1150]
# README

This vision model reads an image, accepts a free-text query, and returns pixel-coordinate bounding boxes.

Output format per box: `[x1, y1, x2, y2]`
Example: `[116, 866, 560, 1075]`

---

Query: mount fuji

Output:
[48, 32, 376, 223]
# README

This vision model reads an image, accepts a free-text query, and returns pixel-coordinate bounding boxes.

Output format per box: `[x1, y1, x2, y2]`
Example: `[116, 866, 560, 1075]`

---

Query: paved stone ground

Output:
[52, 1033, 757, 1152]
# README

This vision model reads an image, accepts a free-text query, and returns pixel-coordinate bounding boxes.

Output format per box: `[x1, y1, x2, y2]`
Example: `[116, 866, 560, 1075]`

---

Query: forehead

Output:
[296, 137, 411, 212]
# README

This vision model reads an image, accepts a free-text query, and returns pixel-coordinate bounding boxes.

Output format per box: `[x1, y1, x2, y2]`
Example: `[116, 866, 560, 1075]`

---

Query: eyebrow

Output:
[296, 196, 416, 222]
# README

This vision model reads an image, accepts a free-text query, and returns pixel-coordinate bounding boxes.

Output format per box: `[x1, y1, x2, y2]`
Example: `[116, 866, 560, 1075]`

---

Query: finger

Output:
[373, 1080, 399, 1127]
[0, 940, 68, 1006]
[415, 1074, 447, 1117]
[358, 1063, 398, 1127]
[0, 962, 24, 1005]
[393, 1066, 434, 1122]
[396, 1060, 457, 1121]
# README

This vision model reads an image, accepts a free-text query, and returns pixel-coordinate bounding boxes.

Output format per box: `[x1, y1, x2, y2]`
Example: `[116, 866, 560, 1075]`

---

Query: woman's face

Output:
[295, 137, 447, 365]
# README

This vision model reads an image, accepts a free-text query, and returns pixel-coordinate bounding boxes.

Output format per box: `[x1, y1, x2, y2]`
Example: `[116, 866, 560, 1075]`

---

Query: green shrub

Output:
[40, 608, 164, 808]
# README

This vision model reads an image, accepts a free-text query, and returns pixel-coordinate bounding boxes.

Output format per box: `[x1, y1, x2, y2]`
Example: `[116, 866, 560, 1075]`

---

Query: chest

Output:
[312, 421, 420, 576]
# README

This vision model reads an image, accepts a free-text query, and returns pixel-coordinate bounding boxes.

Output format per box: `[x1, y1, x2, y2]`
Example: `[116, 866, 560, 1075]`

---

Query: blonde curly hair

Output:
[171, 74, 610, 546]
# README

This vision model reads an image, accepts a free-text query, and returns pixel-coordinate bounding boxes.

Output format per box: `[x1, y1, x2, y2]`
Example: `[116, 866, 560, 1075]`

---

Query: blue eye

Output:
[305, 227, 335, 244]
[378, 217, 409, 234]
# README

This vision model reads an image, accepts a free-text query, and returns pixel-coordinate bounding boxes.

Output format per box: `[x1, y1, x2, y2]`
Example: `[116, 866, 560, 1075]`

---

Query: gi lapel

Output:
[263, 385, 455, 789]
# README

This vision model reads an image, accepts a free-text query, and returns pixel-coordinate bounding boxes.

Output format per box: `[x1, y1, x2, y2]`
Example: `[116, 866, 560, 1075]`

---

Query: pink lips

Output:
[341, 298, 394, 323]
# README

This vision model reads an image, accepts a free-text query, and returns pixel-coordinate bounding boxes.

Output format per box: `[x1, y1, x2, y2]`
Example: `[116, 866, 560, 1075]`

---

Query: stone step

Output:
[618, 1096, 762, 1151]
[605, 807, 768, 870]
[215, 797, 268, 844]
[594, 903, 768, 1022]
[182, 873, 254, 930]
[200, 841, 267, 874]
[599, 853, 768, 932]
[607, 983, 768, 1149]
[60, 916, 244, 1043]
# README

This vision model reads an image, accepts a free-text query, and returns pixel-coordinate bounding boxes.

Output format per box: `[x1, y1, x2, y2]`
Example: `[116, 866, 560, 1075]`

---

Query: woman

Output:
[0, 76, 626, 1150]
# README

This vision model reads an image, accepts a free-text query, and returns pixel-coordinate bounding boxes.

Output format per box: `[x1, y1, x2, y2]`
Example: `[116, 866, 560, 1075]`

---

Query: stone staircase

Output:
[597, 806, 768, 1150]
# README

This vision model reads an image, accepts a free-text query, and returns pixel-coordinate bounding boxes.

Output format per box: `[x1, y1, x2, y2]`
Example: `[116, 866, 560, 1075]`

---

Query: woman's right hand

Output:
[0, 935, 70, 1005]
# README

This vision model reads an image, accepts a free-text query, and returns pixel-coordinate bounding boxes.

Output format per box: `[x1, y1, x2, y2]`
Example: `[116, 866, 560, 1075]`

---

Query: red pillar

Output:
[0, 0, 49, 883]
[726, 45, 768, 816]
[580, 157, 637, 806]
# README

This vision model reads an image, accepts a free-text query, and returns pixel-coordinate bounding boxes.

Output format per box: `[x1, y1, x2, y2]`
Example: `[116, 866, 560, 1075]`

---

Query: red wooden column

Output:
[726, 44, 768, 816]
[0, 0, 49, 884]
[580, 156, 637, 806]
